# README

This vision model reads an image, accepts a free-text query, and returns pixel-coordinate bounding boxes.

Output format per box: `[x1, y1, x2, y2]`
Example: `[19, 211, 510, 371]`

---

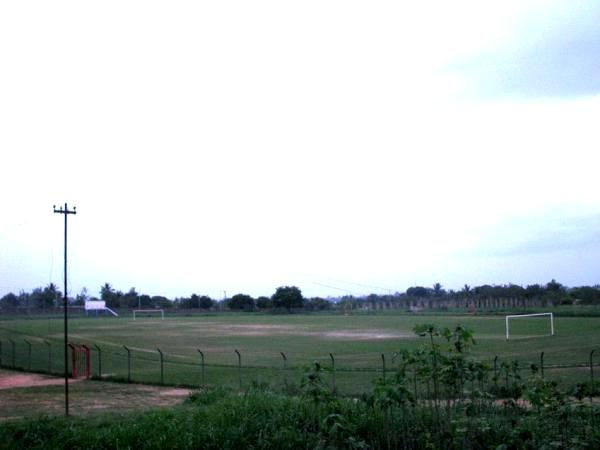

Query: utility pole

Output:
[53, 203, 76, 416]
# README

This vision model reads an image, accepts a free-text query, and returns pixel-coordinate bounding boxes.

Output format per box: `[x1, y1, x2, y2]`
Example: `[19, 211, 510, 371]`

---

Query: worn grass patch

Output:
[0, 369, 190, 420]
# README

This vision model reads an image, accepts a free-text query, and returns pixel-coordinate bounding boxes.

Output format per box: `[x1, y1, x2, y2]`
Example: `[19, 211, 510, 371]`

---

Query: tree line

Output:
[1, 279, 600, 312]
[0, 284, 330, 313]
[400, 279, 599, 305]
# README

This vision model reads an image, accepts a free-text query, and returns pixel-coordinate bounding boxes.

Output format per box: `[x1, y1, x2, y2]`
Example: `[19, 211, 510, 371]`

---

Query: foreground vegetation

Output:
[1, 384, 598, 450]
[1, 324, 599, 449]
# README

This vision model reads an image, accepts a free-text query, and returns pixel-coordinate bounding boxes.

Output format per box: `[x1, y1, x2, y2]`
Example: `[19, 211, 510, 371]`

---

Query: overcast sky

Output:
[1, 1, 599, 300]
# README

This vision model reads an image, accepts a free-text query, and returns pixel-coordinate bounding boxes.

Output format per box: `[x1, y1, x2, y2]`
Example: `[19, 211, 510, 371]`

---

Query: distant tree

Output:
[29, 284, 61, 309]
[525, 284, 543, 299]
[198, 295, 214, 309]
[43, 283, 62, 307]
[100, 283, 121, 308]
[73, 287, 89, 306]
[189, 294, 200, 308]
[305, 297, 331, 311]
[367, 293, 380, 306]
[504, 284, 525, 299]
[175, 296, 189, 308]
[18, 290, 31, 310]
[543, 279, 567, 304]
[271, 286, 303, 311]
[0, 292, 19, 310]
[256, 296, 273, 309]
[473, 284, 495, 299]
[151, 296, 172, 308]
[228, 294, 255, 311]
[461, 284, 471, 297]
[545, 279, 564, 293]
[100, 283, 113, 299]
[29, 288, 43, 308]
[139, 294, 152, 308]
[123, 287, 139, 308]
[339, 295, 358, 311]
[432, 283, 446, 297]
[406, 286, 429, 298]
[570, 286, 600, 305]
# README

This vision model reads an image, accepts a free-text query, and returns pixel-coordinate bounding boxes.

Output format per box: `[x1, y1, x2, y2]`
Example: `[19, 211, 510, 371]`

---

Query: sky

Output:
[1, 1, 599, 300]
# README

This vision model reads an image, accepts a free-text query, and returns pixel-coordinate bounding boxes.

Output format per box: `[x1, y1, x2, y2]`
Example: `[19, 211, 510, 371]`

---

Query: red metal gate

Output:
[69, 344, 90, 378]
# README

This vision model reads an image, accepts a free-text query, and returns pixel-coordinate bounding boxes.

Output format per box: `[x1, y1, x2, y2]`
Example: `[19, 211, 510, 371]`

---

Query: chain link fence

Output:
[0, 337, 597, 398]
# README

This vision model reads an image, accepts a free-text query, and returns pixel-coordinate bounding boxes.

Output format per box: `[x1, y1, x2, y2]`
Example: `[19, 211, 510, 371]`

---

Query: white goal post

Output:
[133, 309, 165, 320]
[505, 312, 554, 340]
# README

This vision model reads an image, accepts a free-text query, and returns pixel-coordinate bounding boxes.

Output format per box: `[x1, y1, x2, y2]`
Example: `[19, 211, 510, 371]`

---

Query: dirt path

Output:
[0, 369, 191, 420]
[0, 371, 83, 390]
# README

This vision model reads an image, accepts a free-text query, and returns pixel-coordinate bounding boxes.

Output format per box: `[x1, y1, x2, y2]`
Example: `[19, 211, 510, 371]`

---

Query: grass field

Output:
[1, 311, 598, 396]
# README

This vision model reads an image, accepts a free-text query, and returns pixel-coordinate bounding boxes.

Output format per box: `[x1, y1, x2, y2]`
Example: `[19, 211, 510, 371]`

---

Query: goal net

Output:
[133, 309, 165, 320]
[505, 312, 554, 340]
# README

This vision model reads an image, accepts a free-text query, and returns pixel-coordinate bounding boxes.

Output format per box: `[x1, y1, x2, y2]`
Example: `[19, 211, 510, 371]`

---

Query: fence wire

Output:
[0, 337, 598, 398]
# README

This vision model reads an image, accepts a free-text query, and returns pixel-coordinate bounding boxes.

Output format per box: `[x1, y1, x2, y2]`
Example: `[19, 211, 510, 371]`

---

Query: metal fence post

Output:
[540, 352, 544, 379]
[330, 353, 336, 392]
[24, 339, 32, 371]
[123, 345, 131, 383]
[493, 356, 498, 388]
[44, 340, 52, 374]
[381, 353, 386, 383]
[94, 344, 102, 378]
[68, 343, 76, 378]
[591, 349, 595, 402]
[8, 339, 15, 368]
[280, 352, 287, 388]
[157, 348, 164, 385]
[235, 349, 242, 390]
[197, 350, 205, 386]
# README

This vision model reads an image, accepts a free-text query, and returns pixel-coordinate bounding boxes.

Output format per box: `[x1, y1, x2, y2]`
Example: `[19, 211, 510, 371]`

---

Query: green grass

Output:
[1, 312, 599, 394]
[1, 384, 598, 450]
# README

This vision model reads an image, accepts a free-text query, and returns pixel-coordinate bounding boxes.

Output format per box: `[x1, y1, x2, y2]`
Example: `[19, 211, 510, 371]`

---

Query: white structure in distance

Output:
[84, 300, 119, 317]
[505, 312, 554, 340]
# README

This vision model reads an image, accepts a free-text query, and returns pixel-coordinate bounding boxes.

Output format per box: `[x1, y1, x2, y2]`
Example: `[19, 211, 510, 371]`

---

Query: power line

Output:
[317, 276, 395, 294]
[308, 281, 356, 296]
[297, 272, 395, 295]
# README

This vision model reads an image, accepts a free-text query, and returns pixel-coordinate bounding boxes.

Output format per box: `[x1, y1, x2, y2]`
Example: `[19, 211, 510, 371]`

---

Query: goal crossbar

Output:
[133, 309, 165, 320]
[505, 312, 554, 340]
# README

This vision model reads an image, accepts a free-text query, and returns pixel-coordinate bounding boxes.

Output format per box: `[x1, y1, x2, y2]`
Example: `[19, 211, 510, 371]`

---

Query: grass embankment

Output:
[1, 383, 598, 450]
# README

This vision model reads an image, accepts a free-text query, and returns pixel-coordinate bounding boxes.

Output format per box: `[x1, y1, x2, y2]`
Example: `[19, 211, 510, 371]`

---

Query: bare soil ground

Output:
[0, 369, 191, 421]
[0, 372, 79, 389]
[121, 321, 413, 340]
[324, 331, 411, 339]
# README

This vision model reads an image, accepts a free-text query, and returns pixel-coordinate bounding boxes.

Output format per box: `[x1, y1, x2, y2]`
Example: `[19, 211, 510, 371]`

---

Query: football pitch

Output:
[1, 312, 598, 395]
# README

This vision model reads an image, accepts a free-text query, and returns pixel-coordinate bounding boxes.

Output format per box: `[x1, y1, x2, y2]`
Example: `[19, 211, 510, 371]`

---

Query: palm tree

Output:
[432, 283, 445, 297]
[461, 284, 471, 297]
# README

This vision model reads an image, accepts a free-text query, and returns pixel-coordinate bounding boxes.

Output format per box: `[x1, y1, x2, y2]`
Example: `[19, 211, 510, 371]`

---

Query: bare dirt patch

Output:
[159, 388, 190, 397]
[154, 323, 410, 340]
[0, 372, 81, 390]
[0, 369, 192, 420]
[324, 331, 411, 340]
[200, 323, 302, 336]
